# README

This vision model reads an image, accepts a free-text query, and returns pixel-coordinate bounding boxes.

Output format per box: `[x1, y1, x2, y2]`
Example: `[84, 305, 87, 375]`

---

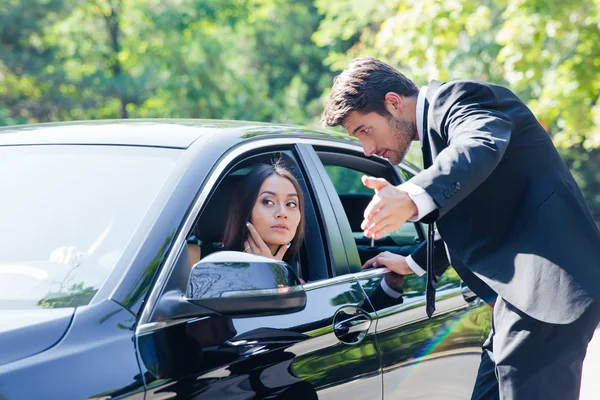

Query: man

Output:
[321, 56, 600, 399]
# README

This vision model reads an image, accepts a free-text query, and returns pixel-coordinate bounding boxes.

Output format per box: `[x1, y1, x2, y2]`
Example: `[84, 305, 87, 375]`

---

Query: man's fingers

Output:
[364, 204, 396, 232]
[377, 254, 414, 275]
[365, 204, 411, 239]
[369, 223, 396, 240]
[366, 213, 401, 239]
[361, 254, 380, 270]
[361, 186, 397, 227]
[361, 175, 391, 192]
[362, 194, 383, 226]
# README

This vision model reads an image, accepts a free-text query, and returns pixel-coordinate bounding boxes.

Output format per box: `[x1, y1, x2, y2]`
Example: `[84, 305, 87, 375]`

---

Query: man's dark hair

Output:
[321, 57, 419, 127]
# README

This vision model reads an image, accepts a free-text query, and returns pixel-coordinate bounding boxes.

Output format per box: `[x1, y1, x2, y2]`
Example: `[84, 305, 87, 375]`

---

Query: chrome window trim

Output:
[220, 286, 304, 297]
[136, 137, 364, 334]
[352, 267, 388, 279]
[302, 273, 359, 290]
[137, 316, 211, 335]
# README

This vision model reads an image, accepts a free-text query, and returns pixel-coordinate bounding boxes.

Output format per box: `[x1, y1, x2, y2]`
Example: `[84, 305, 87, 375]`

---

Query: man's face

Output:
[342, 111, 417, 165]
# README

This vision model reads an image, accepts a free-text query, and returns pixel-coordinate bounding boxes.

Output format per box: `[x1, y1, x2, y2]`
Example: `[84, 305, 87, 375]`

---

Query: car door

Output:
[136, 141, 382, 399]
[305, 143, 492, 399]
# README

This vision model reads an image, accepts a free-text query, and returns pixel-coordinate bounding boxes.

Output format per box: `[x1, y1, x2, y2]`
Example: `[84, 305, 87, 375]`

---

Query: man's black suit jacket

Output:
[408, 79, 600, 324]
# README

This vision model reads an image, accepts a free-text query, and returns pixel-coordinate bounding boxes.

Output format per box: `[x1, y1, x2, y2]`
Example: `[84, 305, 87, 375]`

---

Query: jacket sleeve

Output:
[410, 81, 513, 221]
[410, 235, 450, 277]
[367, 283, 404, 310]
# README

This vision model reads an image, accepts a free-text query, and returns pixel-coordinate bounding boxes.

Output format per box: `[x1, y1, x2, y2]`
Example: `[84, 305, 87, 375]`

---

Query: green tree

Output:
[314, 0, 600, 221]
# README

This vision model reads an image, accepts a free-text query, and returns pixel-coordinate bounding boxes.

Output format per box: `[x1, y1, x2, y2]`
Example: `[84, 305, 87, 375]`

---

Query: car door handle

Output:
[334, 315, 371, 336]
[333, 309, 372, 345]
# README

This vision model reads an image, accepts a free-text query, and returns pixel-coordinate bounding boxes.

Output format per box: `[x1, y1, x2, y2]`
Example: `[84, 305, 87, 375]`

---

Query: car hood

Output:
[0, 308, 74, 365]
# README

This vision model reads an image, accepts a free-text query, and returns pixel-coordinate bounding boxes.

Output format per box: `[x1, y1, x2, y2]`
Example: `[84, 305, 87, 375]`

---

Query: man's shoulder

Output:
[427, 79, 514, 108]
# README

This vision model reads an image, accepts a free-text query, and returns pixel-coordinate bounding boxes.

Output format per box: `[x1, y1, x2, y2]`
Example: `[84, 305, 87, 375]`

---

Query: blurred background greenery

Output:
[1, 0, 599, 221]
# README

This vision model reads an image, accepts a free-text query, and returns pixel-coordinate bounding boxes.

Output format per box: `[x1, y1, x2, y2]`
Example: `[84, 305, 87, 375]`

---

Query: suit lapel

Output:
[421, 80, 445, 168]
[421, 80, 445, 318]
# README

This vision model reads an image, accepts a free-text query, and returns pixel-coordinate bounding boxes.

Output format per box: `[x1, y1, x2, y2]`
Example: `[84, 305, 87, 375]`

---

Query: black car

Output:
[0, 120, 491, 399]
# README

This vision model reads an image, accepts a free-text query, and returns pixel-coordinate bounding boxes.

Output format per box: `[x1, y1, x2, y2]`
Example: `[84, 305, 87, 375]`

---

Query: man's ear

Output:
[384, 92, 403, 116]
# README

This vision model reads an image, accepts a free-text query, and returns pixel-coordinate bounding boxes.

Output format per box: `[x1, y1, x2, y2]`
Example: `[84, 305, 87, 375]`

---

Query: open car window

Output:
[182, 149, 330, 284]
[324, 165, 421, 247]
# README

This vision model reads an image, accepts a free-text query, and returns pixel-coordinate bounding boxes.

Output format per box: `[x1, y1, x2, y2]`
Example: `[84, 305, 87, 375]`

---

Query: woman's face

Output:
[250, 174, 301, 249]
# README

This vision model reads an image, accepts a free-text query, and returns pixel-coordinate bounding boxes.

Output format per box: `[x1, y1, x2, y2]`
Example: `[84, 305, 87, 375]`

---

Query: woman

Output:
[188, 160, 305, 268]
[222, 161, 305, 265]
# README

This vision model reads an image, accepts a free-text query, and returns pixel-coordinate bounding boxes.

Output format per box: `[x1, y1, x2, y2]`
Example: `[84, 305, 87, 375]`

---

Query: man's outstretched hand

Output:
[361, 176, 417, 240]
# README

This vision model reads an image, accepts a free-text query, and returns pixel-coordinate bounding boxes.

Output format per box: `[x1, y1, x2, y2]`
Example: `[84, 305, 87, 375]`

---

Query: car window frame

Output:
[136, 138, 350, 334]
[308, 145, 426, 274]
[159, 147, 332, 298]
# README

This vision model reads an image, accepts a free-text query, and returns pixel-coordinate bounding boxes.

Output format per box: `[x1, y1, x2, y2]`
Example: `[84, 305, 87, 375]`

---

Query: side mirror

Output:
[185, 251, 306, 317]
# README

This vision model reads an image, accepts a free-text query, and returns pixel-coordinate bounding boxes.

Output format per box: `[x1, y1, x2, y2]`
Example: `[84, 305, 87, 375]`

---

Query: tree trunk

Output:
[104, 1, 127, 118]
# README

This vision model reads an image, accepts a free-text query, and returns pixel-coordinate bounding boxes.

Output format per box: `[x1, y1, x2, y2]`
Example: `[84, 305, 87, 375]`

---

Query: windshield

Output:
[0, 145, 181, 310]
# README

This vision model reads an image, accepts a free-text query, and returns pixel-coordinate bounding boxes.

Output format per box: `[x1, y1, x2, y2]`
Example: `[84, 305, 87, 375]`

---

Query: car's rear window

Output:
[0, 144, 181, 310]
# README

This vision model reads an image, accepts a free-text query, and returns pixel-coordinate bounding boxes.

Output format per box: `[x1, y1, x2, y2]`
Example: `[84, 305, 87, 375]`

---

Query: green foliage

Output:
[1, 0, 599, 220]
[36, 282, 98, 309]
[314, 0, 600, 221]
[0, 0, 335, 125]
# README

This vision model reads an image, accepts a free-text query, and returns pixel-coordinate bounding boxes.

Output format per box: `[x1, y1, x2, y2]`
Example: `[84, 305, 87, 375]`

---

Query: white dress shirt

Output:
[397, 86, 438, 276]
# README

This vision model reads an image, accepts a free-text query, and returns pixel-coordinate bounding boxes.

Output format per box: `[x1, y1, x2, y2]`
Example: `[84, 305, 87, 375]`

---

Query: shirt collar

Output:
[416, 86, 428, 147]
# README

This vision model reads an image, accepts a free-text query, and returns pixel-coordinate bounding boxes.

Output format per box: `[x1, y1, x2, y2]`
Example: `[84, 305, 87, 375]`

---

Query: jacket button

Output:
[444, 190, 451, 199]
[456, 182, 461, 190]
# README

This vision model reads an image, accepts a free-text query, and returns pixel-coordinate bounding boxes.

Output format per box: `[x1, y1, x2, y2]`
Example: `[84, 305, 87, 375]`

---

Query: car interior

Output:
[314, 148, 425, 268]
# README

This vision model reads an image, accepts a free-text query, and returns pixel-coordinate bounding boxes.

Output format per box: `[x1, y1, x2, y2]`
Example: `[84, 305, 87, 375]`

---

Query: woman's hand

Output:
[362, 251, 415, 275]
[244, 222, 289, 261]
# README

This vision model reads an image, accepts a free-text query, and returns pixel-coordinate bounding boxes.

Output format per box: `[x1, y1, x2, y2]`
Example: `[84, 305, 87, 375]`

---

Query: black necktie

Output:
[420, 97, 436, 318]
[426, 224, 436, 318]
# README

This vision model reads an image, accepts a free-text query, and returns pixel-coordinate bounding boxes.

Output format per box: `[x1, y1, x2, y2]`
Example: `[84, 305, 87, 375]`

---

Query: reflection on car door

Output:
[307, 144, 492, 399]
[140, 276, 382, 399]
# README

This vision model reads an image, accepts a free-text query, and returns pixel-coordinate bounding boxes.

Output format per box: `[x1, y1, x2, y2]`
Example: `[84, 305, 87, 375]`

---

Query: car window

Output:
[0, 145, 181, 310]
[183, 150, 330, 283]
[324, 164, 420, 246]
[319, 151, 465, 306]
[323, 165, 373, 195]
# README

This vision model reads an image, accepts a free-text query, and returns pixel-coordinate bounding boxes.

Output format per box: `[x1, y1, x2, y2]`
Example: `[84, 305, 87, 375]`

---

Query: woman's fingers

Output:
[246, 235, 258, 254]
[246, 222, 269, 251]
[274, 242, 291, 261]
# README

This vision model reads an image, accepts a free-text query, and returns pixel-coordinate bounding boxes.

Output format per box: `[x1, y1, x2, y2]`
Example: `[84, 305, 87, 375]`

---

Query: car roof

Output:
[0, 119, 358, 149]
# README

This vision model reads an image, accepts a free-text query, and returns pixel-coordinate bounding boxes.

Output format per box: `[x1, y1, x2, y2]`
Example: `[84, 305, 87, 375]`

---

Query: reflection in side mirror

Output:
[186, 251, 306, 317]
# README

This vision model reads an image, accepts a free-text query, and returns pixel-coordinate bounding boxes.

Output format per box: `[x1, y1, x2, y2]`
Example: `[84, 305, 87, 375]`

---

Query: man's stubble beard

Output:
[389, 116, 417, 165]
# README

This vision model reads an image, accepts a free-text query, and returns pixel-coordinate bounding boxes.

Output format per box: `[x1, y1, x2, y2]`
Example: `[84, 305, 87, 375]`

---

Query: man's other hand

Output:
[362, 251, 414, 275]
[360, 175, 417, 240]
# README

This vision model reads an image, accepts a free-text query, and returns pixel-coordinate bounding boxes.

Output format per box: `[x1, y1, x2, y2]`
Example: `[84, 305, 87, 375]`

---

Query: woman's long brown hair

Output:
[222, 160, 305, 265]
